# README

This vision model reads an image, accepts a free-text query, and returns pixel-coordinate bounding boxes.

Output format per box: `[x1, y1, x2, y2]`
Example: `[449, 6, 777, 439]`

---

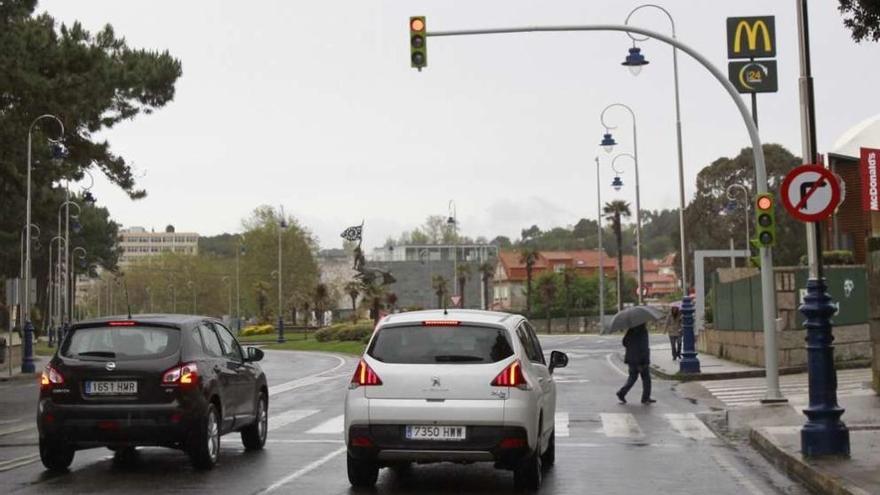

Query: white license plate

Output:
[85, 381, 138, 395]
[405, 425, 467, 441]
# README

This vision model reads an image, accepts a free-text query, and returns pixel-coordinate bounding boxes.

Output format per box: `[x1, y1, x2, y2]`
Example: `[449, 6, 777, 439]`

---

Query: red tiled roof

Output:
[498, 250, 615, 282]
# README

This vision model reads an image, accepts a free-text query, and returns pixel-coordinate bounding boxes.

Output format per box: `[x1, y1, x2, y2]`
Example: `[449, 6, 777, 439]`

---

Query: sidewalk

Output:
[0, 355, 44, 383]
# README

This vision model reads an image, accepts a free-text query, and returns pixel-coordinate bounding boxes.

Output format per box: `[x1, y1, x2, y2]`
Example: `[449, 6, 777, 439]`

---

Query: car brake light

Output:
[108, 321, 137, 326]
[40, 365, 64, 391]
[491, 360, 529, 390]
[350, 360, 382, 388]
[421, 320, 461, 327]
[162, 362, 199, 389]
[499, 437, 527, 449]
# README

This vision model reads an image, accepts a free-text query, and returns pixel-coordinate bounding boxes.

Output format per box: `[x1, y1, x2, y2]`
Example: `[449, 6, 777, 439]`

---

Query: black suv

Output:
[37, 315, 268, 471]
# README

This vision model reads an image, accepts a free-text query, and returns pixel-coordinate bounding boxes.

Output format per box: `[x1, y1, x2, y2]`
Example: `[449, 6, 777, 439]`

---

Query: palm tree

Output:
[519, 247, 540, 314]
[537, 275, 558, 334]
[562, 267, 577, 332]
[344, 280, 361, 322]
[313, 283, 330, 328]
[604, 200, 632, 312]
[455, 263, 471, 308]
[432, 275, 448, 310]
[478, 261, 496, 310]
[253, 281, 270, 323]
[385, 292, 398, 312]
[361, 283, 385, 327]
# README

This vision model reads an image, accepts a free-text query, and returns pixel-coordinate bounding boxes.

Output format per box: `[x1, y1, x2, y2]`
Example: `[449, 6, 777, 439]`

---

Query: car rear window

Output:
[368, 325, 514, 364]
[61, 325, 180, 361]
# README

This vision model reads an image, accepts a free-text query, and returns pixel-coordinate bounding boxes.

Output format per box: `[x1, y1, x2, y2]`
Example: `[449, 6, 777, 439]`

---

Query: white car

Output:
[344, 309, 568, 490]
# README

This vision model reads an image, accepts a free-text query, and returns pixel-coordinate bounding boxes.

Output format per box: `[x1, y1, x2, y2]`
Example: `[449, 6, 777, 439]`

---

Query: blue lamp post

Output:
[622, 46, 649, 75]
[611, 176, 624, 191]
[600, 133, 617, 154]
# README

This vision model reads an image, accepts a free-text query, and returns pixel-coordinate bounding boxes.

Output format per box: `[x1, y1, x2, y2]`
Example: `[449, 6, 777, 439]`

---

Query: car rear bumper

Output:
[347, 424, 530, 469]
[37, 399, 207, 448]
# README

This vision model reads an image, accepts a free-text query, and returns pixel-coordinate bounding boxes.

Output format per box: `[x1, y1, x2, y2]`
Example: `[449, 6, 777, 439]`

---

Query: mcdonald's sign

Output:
[726, 16, 776, 59]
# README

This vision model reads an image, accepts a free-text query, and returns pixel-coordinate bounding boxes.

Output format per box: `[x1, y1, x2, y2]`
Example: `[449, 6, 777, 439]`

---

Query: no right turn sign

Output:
[780, 164, 841, 222]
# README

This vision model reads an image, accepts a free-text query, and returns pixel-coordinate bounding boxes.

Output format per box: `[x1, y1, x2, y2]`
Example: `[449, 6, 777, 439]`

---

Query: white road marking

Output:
[600, 413, 643, 438]
[258, 447, 346, 494]
[710, 450, 765, 495]
[306, 414, 345, 435]
[268, 409, 320, 432]
[665, 413, 716, 440]
[267, 439, 345, 444]
[267, 354, 348, 397]
[0, 422, 36, 437]
[554, 412, 569, 438]
[0, 453, 40, 472]
[604, 353, 628, 377]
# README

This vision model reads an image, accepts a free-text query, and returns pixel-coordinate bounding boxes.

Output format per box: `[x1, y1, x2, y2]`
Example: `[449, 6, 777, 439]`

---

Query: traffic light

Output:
[410, 16, 427, 70]
[754, 193, 776, 247]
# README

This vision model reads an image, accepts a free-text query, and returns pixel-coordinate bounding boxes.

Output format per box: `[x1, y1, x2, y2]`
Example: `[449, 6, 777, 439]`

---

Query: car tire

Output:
[189, 403, 221, 470]
[241, 392, 268, 451]
[347, 453, 379, 488]
[541, 429, 555, 468]
[513, 430, 543, 492]
[112, 447, 139, 468]
[39, 436, 75, 472]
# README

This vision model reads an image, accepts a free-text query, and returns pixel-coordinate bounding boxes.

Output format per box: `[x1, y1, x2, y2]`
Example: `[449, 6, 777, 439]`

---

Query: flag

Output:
[340, 225, 363, 242]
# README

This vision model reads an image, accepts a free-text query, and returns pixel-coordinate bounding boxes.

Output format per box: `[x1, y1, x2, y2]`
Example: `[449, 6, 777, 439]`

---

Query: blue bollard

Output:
[800, 278, 850, 457]
[21, 321, 35, 373]
[678, 295, 701, 374]
[277, 316, 286, 344]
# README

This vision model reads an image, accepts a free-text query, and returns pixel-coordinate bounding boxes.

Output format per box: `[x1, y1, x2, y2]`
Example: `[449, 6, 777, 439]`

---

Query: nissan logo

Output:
[105, 362, 117, 371]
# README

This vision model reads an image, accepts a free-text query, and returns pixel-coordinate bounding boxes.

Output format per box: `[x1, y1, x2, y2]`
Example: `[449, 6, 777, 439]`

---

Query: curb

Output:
[649, 359, 872, 382]
[749, 427, 873, 495]
[0, 372, 39, 383]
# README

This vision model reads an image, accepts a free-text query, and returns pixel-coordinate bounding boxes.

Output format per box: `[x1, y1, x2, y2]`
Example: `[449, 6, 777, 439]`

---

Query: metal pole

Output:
[277, 206, 286, 344]
[596, 157, 605, 332]
[796, 0, 849, 457]
[236, 242, 242, 332]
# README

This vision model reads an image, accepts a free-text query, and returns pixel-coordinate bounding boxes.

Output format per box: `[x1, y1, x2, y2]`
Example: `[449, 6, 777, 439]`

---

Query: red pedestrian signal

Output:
[410, 16, 427, 70]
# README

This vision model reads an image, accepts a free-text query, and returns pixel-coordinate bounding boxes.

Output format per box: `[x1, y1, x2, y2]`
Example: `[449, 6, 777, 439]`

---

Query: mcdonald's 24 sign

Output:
[727, 16, 776, 59]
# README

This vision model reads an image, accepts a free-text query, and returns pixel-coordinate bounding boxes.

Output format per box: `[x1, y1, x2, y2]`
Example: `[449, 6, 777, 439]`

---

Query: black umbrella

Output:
[601, 305, 665, 334]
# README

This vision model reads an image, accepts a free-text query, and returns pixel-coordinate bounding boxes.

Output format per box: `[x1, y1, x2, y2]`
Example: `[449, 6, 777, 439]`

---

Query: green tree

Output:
[838, 0, 880, 42]
[253, 281, 270, 323]
[313, 283, 330, 327]
[604, 201, 632, 312]
[518, 246, 540, 314]
[479, 261, 495, 310]
[432, 275, 448, 309]
[455, 263, 471, 308]
[344, 280, 361, 321]
[536, 272, 558, 333]
[562, 267, 577, 331]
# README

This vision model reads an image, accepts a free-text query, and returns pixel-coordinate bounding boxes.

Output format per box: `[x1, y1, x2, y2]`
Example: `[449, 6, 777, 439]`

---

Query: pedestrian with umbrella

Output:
[602, 306, 664, 405]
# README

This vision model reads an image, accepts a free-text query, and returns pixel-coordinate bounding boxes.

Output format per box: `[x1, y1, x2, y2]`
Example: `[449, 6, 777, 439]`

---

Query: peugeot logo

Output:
[431, 376, 441, 387]
[105, 362, 116, 371]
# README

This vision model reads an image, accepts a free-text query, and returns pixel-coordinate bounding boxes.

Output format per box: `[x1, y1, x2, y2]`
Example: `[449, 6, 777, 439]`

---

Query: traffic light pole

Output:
[422, 21, 784, 398]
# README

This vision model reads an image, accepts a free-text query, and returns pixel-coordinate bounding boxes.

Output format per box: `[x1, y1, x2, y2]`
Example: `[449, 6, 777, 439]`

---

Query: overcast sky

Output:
[40, 1, 880, 251]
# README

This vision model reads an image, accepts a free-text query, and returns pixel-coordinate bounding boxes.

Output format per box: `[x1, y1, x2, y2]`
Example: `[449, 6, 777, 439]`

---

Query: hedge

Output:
[314, 321, 375, 343]
[240, 324, 274, 337]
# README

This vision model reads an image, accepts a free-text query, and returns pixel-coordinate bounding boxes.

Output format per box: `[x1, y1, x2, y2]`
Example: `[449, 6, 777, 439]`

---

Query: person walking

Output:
[616, 323, 655, 404]
[665, 306, 682, 360]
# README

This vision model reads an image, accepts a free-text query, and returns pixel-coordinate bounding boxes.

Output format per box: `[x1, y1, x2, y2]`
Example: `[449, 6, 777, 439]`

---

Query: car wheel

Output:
[241, 392, 268, 451]
[541, 429, 555, 469]
[39, 436, 75, 472]
[189, 403, 221, 470]
[514, 421, 543, 492]
[347, 453, 379, 488]
[112, 447, 139, 468]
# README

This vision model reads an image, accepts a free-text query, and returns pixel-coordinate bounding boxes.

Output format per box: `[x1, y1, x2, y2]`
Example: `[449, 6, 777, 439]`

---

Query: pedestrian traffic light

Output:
[410, 16, 427, 70]
[754, 193, 776, 247]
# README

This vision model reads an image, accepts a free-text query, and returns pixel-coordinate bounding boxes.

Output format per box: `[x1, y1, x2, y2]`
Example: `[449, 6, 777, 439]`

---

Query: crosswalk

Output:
[700, 368, 873, 409]
[263, 409, 717, 444]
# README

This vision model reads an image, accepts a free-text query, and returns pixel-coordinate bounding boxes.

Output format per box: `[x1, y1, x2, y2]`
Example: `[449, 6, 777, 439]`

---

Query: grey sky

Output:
[40, 1, 880, 251]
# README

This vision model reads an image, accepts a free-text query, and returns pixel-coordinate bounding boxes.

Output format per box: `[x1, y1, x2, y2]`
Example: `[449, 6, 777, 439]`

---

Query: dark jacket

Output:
[622, 324, 650, 366]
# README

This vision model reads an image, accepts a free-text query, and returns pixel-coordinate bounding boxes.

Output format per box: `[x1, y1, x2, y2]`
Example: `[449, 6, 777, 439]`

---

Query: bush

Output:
[240, 324, 274, 337]
[314, 321, 374, 342]
[799, 250, 855, 266]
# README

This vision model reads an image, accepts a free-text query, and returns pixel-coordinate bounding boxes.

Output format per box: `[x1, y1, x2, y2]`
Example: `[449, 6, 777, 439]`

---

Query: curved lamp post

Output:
[725, 183, 751, 255]
[47, 235, 64, 347]
[57, 200, 81, 342]
[606, 146, 644, 305]
[22, 115, 64, 373]
[594, 156, 606, 332]
[276, 206, 288, 344]
[447, 200, 458, 298]
[222, 276, 233, 323]
[71, 247, 87, 324]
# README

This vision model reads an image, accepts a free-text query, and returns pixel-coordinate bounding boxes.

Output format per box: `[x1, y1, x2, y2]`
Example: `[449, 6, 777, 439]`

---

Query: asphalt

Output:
[0, 335, 810, 494]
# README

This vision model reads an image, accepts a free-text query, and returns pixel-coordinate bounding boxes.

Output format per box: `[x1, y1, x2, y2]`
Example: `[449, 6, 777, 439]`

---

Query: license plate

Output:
[405, 425, 467, 441]
[85, 381, 138, 395]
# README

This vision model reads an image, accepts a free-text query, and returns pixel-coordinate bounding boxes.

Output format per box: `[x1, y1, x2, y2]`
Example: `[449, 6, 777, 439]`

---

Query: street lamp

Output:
[595, 156, 606, 332]
[186, 280, 196, 314]
[447, 200, 458, 299]
[623, 4, 699, 373]
[235, 238, 245, 333]
[22, 115, 64, 373]
[222, 276, 233, 324]
[57, 199, 81, 341]
[47, 235, 64, 347]
[276, 206, 288, 344]
[725, 183, 751, 256]
[600, 102, 645, 306]
[71, 247, 87, 322]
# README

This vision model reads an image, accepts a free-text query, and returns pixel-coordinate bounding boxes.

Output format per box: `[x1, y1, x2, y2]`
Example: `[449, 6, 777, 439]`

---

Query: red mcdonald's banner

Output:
[862, 147, 880, 212]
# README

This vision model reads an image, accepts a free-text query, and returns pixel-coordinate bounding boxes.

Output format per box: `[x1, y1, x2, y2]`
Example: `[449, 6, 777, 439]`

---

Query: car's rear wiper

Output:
[77, 351, 117, 359]
[434, 355, 484, 362]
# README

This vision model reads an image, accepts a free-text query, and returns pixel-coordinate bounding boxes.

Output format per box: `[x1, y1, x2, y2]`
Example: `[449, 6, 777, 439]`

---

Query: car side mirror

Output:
[244, 346, 264, 362]
[548, 351, 568, 374]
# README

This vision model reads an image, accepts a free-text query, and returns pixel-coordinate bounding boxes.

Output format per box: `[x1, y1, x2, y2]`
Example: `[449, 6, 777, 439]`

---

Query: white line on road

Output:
[267, 354, 348, 397]
[268, 409, 320, 432]
[0, 422, 36, 438]
[267, 439, 345, 444]
[0, 453, 40, 472]
[604, 353, 628, 377]
[257, 447, 346, 494]
[555, 412, 569, 438]
[600, 413, 643, 438]
[306, 415, 345, 435]
[665, 413, 716, 440]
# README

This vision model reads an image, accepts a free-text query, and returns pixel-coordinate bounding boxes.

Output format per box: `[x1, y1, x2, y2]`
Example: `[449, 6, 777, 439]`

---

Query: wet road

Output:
[0, 335, 807, 494]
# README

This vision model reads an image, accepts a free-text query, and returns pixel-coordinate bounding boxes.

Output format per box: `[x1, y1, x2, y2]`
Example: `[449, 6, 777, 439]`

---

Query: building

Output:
[823, 114, 880, 264]
[370, 243, 498, 264]
[118, 225, 199, 266]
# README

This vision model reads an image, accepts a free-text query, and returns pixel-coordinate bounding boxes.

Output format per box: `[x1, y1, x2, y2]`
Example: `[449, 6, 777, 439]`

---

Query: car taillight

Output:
[350, 360, 382, 389]
[162, 362, 199, 389]
[40, 365, 64, 391]
[491, 360, 529, 390]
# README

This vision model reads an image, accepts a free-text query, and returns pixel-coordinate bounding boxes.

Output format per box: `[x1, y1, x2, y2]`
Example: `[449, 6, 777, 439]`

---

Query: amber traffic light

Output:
[410, 16, 427, 70]
[754, 193, 776, 247]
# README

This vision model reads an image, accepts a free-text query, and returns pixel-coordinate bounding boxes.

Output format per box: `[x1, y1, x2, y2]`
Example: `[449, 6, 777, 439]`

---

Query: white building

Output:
[118, 225, 199, 266]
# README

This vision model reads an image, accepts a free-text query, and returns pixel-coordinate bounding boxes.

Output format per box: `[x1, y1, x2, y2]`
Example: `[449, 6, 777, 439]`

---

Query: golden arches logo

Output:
[733, 20, 772, 54]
